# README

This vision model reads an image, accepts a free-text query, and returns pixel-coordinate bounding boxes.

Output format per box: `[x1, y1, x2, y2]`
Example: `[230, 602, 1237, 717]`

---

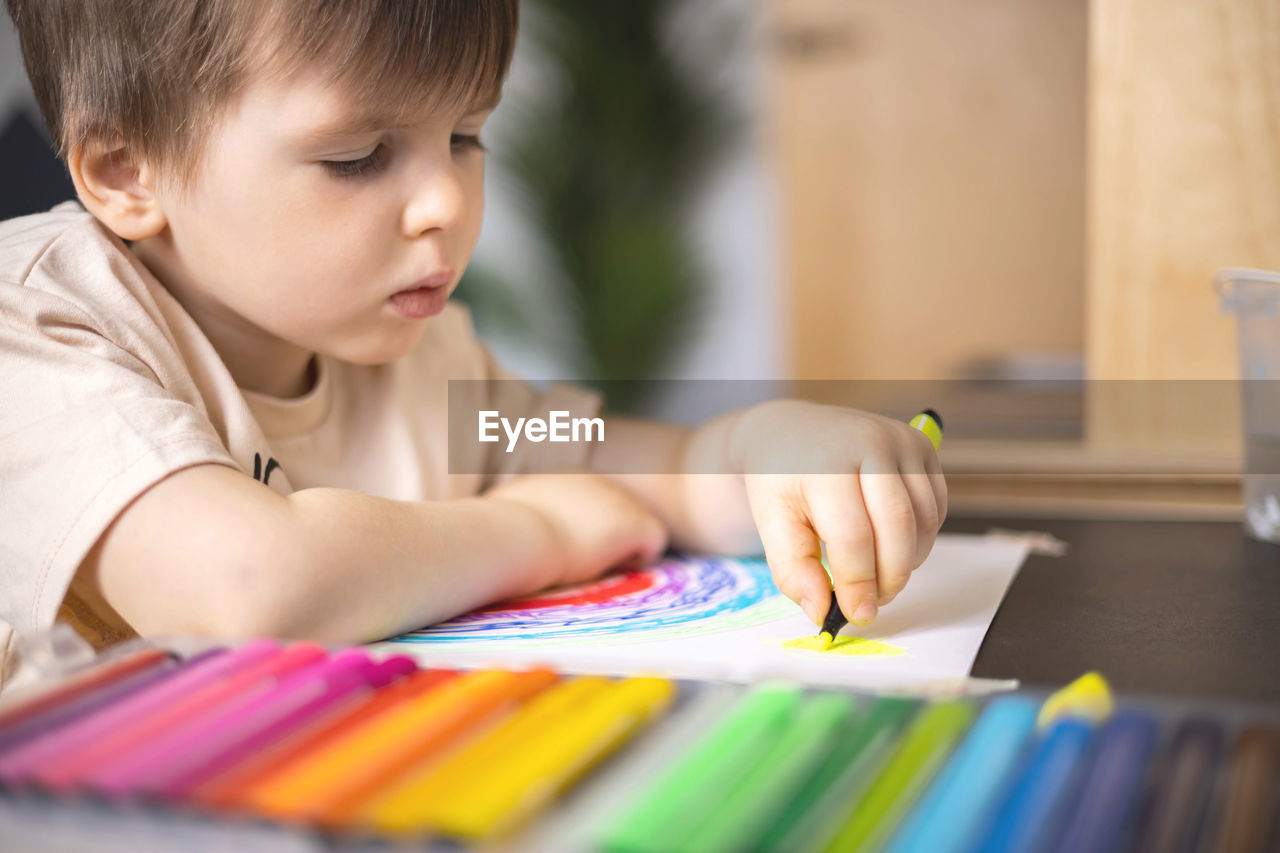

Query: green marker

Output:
[602, 685, 802, 853]
[683, 693, 858, 853]
[760, 697, 919, 853]
[821, 699, 974, 853]
[819, 409, 944, 649]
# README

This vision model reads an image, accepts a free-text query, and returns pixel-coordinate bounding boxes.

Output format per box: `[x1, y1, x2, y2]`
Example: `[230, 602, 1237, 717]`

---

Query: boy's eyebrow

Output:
[298, 114, 403, 140]
[298, 93, 502, 141]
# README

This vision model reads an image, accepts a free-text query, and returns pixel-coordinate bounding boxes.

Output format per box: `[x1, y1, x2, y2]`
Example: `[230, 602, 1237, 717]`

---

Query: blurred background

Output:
[5, 0, 1277, 518]
[458, 0, 783, 418]
[0, 1, 1083, 404]
[0, 0, 785, 420]
[459, 0, 1088, 421]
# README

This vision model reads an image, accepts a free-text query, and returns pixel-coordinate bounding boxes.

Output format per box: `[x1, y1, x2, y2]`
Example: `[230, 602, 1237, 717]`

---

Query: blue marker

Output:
[884, 696, 1039, 853]
[1050, 710, 1161, 853]
[972, 716, 1095, 853]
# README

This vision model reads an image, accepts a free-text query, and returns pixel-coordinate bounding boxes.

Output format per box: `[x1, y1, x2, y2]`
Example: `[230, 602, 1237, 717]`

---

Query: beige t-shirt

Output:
[0, 202, 599, 686]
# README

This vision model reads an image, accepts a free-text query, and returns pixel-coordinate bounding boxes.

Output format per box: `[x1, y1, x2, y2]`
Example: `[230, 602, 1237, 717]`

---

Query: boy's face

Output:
[135, 66, 494, 392]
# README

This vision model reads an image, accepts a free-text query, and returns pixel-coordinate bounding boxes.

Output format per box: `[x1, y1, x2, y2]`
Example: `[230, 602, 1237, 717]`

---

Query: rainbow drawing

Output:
[389, 556, 793, 647]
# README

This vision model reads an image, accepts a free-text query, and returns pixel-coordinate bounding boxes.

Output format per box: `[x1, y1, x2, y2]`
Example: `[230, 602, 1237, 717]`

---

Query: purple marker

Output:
[1133, 718, 1224, 853]
[82, 650, 338, 796]
[162, 654, 418, 798]
[0, 653, 179, 758]
[1050, 710, 1161, 853]
[0, 643, 281, 784]
[43, 642, 325, 791]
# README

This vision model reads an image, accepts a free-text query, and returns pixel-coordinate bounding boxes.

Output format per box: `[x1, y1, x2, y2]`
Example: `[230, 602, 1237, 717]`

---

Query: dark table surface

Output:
[943, 517, 1280, 704]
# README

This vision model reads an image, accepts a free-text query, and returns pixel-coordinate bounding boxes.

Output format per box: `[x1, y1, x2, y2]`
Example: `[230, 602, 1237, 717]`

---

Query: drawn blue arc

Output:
[391, 557, 784, 644]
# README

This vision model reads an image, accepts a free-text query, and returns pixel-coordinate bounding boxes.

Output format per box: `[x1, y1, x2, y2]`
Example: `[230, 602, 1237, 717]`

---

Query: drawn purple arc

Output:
[392, 557, 778, 643]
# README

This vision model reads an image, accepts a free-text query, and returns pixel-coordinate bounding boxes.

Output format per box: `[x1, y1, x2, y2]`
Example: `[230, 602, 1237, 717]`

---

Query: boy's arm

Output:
[589, 412, 760, 555]
[80, 464, 666, 643]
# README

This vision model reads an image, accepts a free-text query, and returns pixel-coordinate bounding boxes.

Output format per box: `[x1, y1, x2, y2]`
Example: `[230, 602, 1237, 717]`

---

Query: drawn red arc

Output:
[477, 571, 657, 612]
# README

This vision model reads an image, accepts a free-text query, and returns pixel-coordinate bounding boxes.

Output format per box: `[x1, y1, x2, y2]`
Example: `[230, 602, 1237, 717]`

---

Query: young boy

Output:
[0, 0, 946, 680]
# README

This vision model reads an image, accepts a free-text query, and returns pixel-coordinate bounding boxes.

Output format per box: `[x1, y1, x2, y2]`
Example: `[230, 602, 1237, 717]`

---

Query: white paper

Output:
[369, 533, 1030, 690]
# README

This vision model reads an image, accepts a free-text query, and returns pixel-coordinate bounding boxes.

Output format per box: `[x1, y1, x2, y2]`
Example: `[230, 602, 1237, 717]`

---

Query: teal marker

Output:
[884, 696, 1039, 853]
[819, 409, 944, 648]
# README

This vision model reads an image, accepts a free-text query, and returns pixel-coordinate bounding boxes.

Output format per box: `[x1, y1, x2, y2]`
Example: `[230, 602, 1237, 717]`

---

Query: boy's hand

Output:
[487, 472, 669, 588]
[730, 401, 947, 627]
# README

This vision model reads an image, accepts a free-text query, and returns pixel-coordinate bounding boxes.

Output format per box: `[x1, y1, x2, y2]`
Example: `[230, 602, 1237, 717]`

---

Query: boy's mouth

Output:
[388, 273, 453, 319]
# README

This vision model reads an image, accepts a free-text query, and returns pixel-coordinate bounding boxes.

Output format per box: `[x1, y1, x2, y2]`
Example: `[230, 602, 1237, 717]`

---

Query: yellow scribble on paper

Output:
[781, 635, 906, 657]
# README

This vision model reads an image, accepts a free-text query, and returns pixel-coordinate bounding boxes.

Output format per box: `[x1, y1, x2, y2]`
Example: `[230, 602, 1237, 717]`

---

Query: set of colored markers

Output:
[0, 641, 1277, 853]
[604, 673, 1280, 853]
[0, 640, 672, 843]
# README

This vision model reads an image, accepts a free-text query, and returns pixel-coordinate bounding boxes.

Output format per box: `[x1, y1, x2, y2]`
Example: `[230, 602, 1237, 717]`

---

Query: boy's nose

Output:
[400, 163, 468, 238]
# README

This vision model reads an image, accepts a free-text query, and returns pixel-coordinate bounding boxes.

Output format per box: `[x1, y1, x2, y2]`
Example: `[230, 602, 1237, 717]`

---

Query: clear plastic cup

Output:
[1215, 268, 1280, 543]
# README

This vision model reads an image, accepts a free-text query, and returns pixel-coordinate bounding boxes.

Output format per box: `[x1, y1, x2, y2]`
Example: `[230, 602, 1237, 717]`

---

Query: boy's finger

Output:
[631, 511, 670, 563]
[744, 479, 829, 625]
[804, 476, 879, 626]
[924, 451, 948, 525]
[858, 465, 917, 603]
[900, 467, 942, 570]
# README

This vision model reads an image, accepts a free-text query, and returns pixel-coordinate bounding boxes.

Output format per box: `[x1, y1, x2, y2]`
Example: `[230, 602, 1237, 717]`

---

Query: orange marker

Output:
[193, 668, 457, 809]
[357, 676, 611, 830]
[242, 667, 558, 822]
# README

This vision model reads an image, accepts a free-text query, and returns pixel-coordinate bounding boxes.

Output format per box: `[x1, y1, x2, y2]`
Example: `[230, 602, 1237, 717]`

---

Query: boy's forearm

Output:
[594, 412, 760, 555]
[86, 465, 560, 646]
[272, 488, 559, 641]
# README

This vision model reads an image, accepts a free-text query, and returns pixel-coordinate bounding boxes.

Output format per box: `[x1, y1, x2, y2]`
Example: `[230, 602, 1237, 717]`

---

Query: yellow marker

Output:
[1036, 671, 1114, 729]
[243, 669, 551, 819]
[357, 676, 610, 829]
[368, 676, 675, 840]
[909, 409, 944, 452]
[817, 409, 944, 649]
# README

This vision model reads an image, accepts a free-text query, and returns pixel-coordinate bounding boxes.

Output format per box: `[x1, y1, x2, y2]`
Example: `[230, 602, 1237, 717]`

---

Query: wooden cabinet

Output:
[763, 0, 1280, 517]
[764, 0, 1086, 382]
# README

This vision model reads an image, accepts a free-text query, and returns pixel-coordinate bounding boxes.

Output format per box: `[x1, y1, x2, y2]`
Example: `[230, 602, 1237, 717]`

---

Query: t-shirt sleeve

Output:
[0, 285, 237, 638]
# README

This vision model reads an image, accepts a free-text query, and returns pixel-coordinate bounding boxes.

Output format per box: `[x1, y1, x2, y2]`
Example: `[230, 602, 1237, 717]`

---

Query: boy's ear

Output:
[68, 137, 168, 241]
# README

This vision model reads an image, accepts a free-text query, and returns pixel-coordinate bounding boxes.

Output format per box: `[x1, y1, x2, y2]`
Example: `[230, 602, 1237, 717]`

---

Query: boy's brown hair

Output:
[4, 0, 518, 184]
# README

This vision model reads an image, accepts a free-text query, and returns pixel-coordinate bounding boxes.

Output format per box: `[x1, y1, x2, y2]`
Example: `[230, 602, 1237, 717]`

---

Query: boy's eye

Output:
[321, 144, 389, 178]
[451, 134, 486, 153]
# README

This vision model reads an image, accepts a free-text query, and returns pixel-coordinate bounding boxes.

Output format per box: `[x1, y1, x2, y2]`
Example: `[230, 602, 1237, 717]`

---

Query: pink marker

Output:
[162, 654, 418, 799]
[89, 651, 394, 797]
[0, 645, 247, 784]
[71, 643, 328, 794]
